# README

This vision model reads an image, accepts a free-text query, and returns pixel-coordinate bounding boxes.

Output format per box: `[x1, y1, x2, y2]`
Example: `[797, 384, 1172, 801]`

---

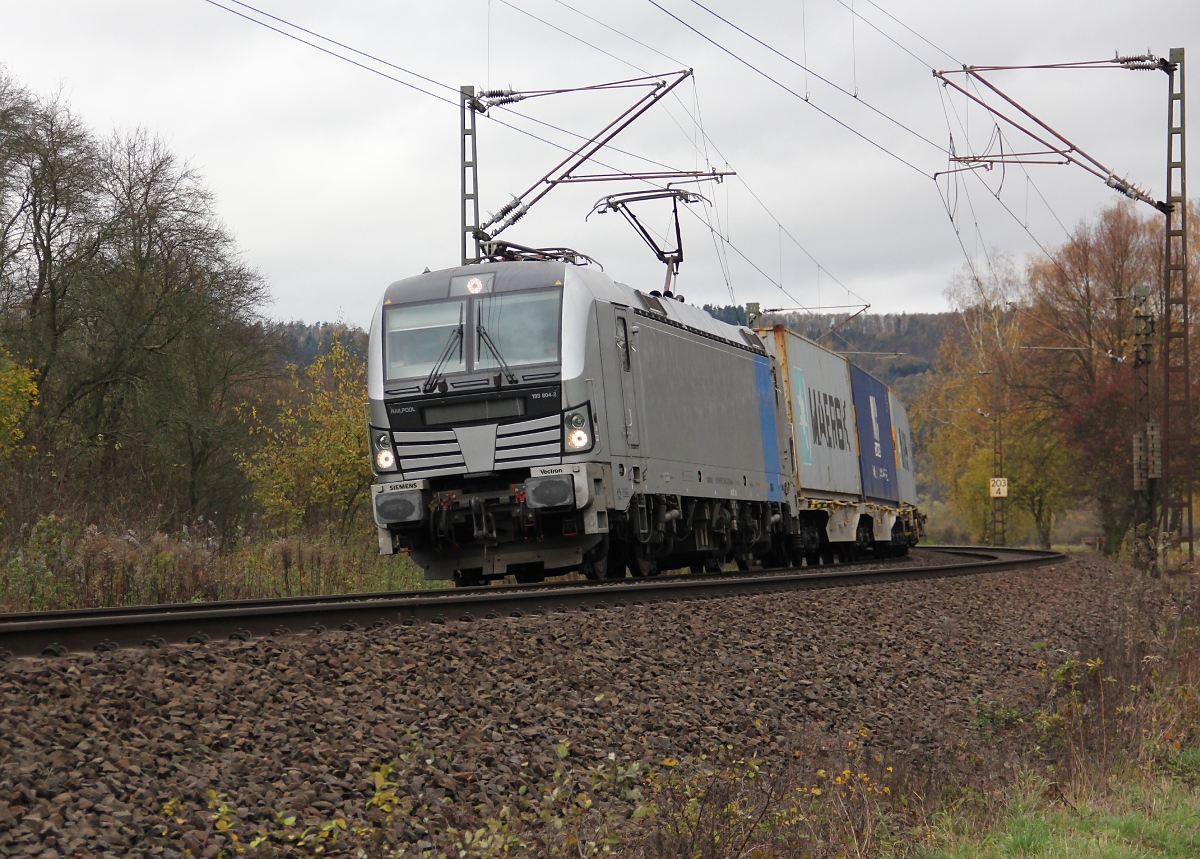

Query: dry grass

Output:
[0, 513, 432, 611]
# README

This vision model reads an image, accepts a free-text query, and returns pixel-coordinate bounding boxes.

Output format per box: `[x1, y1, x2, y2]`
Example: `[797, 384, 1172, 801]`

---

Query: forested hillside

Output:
[703, 304, 951, 403]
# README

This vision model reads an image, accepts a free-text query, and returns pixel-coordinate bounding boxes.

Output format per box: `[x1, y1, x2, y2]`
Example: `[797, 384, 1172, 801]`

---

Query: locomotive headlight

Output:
[372, 427, 398, 473]
[561, 404, 594, 453]
[566, 428, 590, 449]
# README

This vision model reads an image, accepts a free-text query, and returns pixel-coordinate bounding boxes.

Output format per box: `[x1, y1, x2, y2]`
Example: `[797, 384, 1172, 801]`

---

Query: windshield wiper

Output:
[422, 306, 464, 394]
[476, 321, 519, 386]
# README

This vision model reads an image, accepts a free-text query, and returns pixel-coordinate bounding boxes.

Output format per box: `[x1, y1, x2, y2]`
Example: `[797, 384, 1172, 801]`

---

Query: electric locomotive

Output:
[366, 256, 795, 584]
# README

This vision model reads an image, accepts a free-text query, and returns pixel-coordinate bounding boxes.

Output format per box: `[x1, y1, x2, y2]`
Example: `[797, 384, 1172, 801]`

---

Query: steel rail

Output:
[0, 547, 1062, 659]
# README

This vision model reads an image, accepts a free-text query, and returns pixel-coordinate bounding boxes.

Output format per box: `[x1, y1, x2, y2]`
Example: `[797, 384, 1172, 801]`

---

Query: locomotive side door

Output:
[613, 308, 641, 448]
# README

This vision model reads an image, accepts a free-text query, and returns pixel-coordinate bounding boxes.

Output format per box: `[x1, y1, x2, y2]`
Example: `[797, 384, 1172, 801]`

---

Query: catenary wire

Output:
[859, 0, 961, 66]
[213, 0, 1079, 322]
[207, 0, 751, 306]
[831, 0, 940, 71]
[548, 0, 688, 68]
[833, 0, 1076, 264]
[684, 0, 945, 151]
[970, 168, 1073, 283]
[213, 0, 689, 177]
[937, 72, 1073, 257]
[681, 202, 817, 312]
[831, 0, 1075, 263]
[471, 0, 861, 307]
[643, 0, 934, 178]
[495, 0, 726, 177]
[208, 0, 856, 310]
[497, 0, 655, 75]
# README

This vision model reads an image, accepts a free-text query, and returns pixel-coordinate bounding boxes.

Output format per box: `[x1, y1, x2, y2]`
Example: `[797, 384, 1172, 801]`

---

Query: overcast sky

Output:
[2, 1, 1196, 327]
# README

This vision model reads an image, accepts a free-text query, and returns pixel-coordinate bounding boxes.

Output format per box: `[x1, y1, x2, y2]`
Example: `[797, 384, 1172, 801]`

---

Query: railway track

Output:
[0, 546, 1062, 659]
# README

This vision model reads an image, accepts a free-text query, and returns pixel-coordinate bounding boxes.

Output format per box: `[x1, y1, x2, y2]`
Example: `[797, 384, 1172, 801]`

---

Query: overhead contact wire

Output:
[835, 0, 1074, 265]
[859, 0, 961, 66]
[643, 0, 933, 178]
[937, 72, 1073, 269]
[498, 0, 847, 305]
[684, 0, 945, 151]
[212, 0, 846, 309]
[212, 0, 688, 178]
[548, 0, 687, 68]
[495, 0, 719, 174]
[831, 0, 939, 71]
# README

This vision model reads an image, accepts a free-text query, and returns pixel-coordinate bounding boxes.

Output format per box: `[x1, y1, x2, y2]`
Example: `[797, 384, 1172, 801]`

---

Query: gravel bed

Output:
[0, 553, 1154, 856]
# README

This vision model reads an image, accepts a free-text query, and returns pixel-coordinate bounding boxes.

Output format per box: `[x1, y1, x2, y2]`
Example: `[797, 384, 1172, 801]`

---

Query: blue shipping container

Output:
[849, 365, 898, 502]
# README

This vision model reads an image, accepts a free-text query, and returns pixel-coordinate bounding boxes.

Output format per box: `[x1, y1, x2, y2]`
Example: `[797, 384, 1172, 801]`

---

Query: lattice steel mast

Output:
[460, 86, 482, 265]
[1159, 49, 1191, 566]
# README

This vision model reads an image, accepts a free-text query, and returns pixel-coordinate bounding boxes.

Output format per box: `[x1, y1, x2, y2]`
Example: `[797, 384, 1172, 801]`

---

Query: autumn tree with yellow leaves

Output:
[919, 200, 1199, 553]
[241, 331, 372, 538]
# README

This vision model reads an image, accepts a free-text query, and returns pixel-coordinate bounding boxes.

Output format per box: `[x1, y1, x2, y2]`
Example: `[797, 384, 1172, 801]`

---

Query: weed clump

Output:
[0, 513, 430, 611]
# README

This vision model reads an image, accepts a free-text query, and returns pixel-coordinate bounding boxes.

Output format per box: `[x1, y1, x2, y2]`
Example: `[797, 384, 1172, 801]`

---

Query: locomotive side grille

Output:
[495, 414, 562, 469]
[392, 414, 562, 477]
[393, 429, 467, 478]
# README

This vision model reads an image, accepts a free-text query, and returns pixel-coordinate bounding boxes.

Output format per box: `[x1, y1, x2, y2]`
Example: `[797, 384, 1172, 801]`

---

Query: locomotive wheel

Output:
[581, 536, 619, 580]
[606, 538, 628, 579]
[581, 536, 604, 580]
[628, 543, 657, 577]
[453, 568, 484, 588]
[512, 566, 546, 584]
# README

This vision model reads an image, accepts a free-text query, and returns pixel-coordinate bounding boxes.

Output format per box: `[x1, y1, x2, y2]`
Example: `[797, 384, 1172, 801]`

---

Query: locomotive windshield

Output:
[383, 287, 561, 383]
[384, 299, 466, 381]
[474, 289, 561, 371]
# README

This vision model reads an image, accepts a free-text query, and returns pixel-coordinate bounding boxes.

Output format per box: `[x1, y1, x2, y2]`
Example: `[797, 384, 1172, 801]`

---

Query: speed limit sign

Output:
[990, 477, 1009, 498]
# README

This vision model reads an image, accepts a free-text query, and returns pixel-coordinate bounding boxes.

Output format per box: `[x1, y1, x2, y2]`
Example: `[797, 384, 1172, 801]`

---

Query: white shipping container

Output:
[763, 326, 863, 498]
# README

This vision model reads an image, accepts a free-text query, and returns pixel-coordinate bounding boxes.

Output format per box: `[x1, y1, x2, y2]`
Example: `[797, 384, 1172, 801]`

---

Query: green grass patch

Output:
[920, 766, 1200, 859]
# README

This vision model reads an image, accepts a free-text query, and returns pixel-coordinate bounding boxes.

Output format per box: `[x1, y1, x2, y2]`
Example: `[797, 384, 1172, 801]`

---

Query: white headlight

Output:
[376, 449, 396, 470]
[566, 428, 590, 450]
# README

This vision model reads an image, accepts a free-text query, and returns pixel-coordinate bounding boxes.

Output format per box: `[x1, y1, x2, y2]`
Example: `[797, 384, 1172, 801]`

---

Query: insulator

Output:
[1133, 432, 1147, 492]
[497, 203, 529, 232]
[482, 197, 522, 230]
[1147, 421, 1162, 480]
[1116, 53, 1159, 70]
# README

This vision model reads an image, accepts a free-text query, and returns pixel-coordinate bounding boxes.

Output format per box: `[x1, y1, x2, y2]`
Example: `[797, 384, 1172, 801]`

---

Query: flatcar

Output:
[366, 257, 921, 585]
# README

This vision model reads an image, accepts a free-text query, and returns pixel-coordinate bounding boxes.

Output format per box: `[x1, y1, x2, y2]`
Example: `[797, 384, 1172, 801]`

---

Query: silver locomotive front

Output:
[366, 260, 608, 584]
